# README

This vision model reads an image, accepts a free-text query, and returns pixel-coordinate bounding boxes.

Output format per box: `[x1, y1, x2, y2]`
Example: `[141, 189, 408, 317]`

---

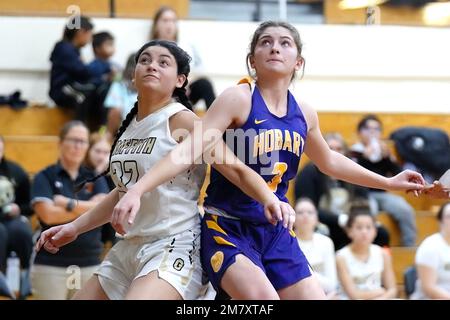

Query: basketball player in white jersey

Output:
[35, 40, 295, 300]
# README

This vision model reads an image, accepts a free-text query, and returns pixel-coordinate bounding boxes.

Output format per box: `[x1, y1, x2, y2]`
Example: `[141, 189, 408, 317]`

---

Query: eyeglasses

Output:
[362, 126, 381, 132]
[64, 137, 89, 146]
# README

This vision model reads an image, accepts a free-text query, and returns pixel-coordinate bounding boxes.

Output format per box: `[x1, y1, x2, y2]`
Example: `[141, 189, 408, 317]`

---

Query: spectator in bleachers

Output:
[49, 16, 94, 113]
[410, 201, 450, 299]
[85, 133, 116, 246]
[104, 53, 137, 139]
[150, 6, 216, 110]
[30, 121, 109, 300]
[336, 201, 397, 299]
[295, 132, 390, 250]
[294, 197, 338, 299]
[350, 114, 417, 246]
[87, 32, 119, 132]
[88, 32, 117, 87]
[85, 132, 114, 191]
[0, 135, 33, 298]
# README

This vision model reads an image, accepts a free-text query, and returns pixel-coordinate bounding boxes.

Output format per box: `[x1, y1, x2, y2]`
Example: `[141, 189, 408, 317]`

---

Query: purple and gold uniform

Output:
[201, 81, 312, 291]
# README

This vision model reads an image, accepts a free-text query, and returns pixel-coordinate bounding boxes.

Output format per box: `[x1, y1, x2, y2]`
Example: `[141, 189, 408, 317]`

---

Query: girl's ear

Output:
[249, 55, 255, 69]
[294, 57, 303, 71]
[176, 74, 187, 88]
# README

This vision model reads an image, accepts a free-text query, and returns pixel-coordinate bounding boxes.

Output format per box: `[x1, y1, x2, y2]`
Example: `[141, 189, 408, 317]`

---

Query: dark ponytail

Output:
[173, 83, 192, 110]
[75, 103, 139, 192]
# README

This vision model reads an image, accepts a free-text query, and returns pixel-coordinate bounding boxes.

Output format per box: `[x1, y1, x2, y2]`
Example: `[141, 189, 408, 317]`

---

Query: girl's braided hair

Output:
[75, 40, 192, 192]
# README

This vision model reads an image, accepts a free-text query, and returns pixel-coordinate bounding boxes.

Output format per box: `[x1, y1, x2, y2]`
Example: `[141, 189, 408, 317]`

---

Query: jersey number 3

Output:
[267, 162, 288, 192]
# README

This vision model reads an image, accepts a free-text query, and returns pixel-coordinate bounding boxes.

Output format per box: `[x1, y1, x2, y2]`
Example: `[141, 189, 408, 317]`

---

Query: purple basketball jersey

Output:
[204, 85, 308, 223]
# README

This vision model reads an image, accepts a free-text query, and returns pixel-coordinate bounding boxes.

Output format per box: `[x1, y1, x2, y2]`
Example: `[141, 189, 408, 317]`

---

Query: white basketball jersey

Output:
[110, 102, 206, 239]
[337, 244, 384, 299]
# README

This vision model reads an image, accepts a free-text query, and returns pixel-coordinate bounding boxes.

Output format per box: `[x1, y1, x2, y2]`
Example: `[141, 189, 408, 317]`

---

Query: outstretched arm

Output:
[302, 104, 424, 191]
[111, 86, 295, 232]
[36, 188, 119, 253]
[126, 85, 247, 197]
[210, 138, 295, 227]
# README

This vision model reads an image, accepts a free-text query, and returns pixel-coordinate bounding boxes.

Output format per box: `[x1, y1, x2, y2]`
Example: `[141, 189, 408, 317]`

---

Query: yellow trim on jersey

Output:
[213, 236, 236, 247]
[206, 220, 228, 236]
[237, 76, 252, 85]
[211, 251, 224, 273]
[289, 229, 296, 238]
[211, 215, 218, 223]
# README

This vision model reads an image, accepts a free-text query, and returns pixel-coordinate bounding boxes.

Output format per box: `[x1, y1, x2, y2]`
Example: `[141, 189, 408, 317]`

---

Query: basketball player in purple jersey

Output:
[111, 21, 425, 299]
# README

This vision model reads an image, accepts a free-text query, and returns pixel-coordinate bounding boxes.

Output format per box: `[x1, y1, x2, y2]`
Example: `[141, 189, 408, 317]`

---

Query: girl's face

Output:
[250, 26, 302, 80]
[75, 29, 93, 48]
[440, 204, 450, 235]
[89, 139, 111, 169]
[347, 215, 377, 245]
[134, 46, 185, 96]
[359, 119, 382, 145]
[327, 138, 345, 155]
[294, 200, 318, 233]
[97, 39, 115, 59]
[155, 10, 178, 41]
[60, 125, 89, 166]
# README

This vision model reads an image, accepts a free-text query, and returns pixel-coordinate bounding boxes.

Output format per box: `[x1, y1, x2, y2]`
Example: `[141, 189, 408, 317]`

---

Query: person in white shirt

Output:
[336, 201, 397, 299]
[294, 197, 338, 299]
[35, 40, 293, 300]
[149, 6, 216, 110]
[411, 201, 450, 299]
[104, 53, 138, 139]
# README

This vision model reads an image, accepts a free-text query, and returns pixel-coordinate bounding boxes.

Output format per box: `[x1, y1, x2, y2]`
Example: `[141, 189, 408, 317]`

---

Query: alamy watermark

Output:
[170, 120, 304, 176]
[66, 5, 81, 30]
[66, 265, 82, 290]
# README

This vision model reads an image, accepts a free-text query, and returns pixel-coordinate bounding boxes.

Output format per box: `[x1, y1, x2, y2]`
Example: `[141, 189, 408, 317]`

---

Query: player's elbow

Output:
[316, 156, 339, 177]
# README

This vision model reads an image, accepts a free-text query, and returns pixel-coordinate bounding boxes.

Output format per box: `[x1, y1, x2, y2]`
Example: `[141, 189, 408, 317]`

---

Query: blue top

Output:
[104, 80, 137, 119]
[204, 85, 308, 224]
[88, 58, 112, 85]
[49, 40, 93, 103]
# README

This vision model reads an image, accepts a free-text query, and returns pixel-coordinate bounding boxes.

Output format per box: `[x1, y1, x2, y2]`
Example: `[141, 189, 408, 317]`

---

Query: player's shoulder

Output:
[292, 97, 317, 131]
[211, 83, 252, 122]
[220, 83, 252, 103]
[169, 105, 199, 133]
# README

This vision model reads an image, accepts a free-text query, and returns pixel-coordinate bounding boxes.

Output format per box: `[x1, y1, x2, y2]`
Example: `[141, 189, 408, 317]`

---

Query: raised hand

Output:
[388, 169, 425, 192]
[35, 223, 78, 254]
[111, 189, 141, 235]
[423, 181, 450, 199]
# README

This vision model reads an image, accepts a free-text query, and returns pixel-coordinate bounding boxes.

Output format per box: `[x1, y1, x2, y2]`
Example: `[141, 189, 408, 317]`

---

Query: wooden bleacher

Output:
[0, 105, 70, 136]
[317, 111, 450, 147]
[0, 0, 189, 18]
[3, 135, 59, 177]
[114, 0, 189, 19]
[0, 105, 71, 176]
[389, 246, 417, 297]
[377, 210, 439, 247]
[324, 0, 449, 26]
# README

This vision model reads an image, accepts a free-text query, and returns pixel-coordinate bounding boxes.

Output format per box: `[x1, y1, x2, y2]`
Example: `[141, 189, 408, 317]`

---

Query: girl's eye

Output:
[140, 57, 150, 64]
[160, 60, 169, 66]
[282, 41, 291, 46]
[261, 39, 270, 46]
